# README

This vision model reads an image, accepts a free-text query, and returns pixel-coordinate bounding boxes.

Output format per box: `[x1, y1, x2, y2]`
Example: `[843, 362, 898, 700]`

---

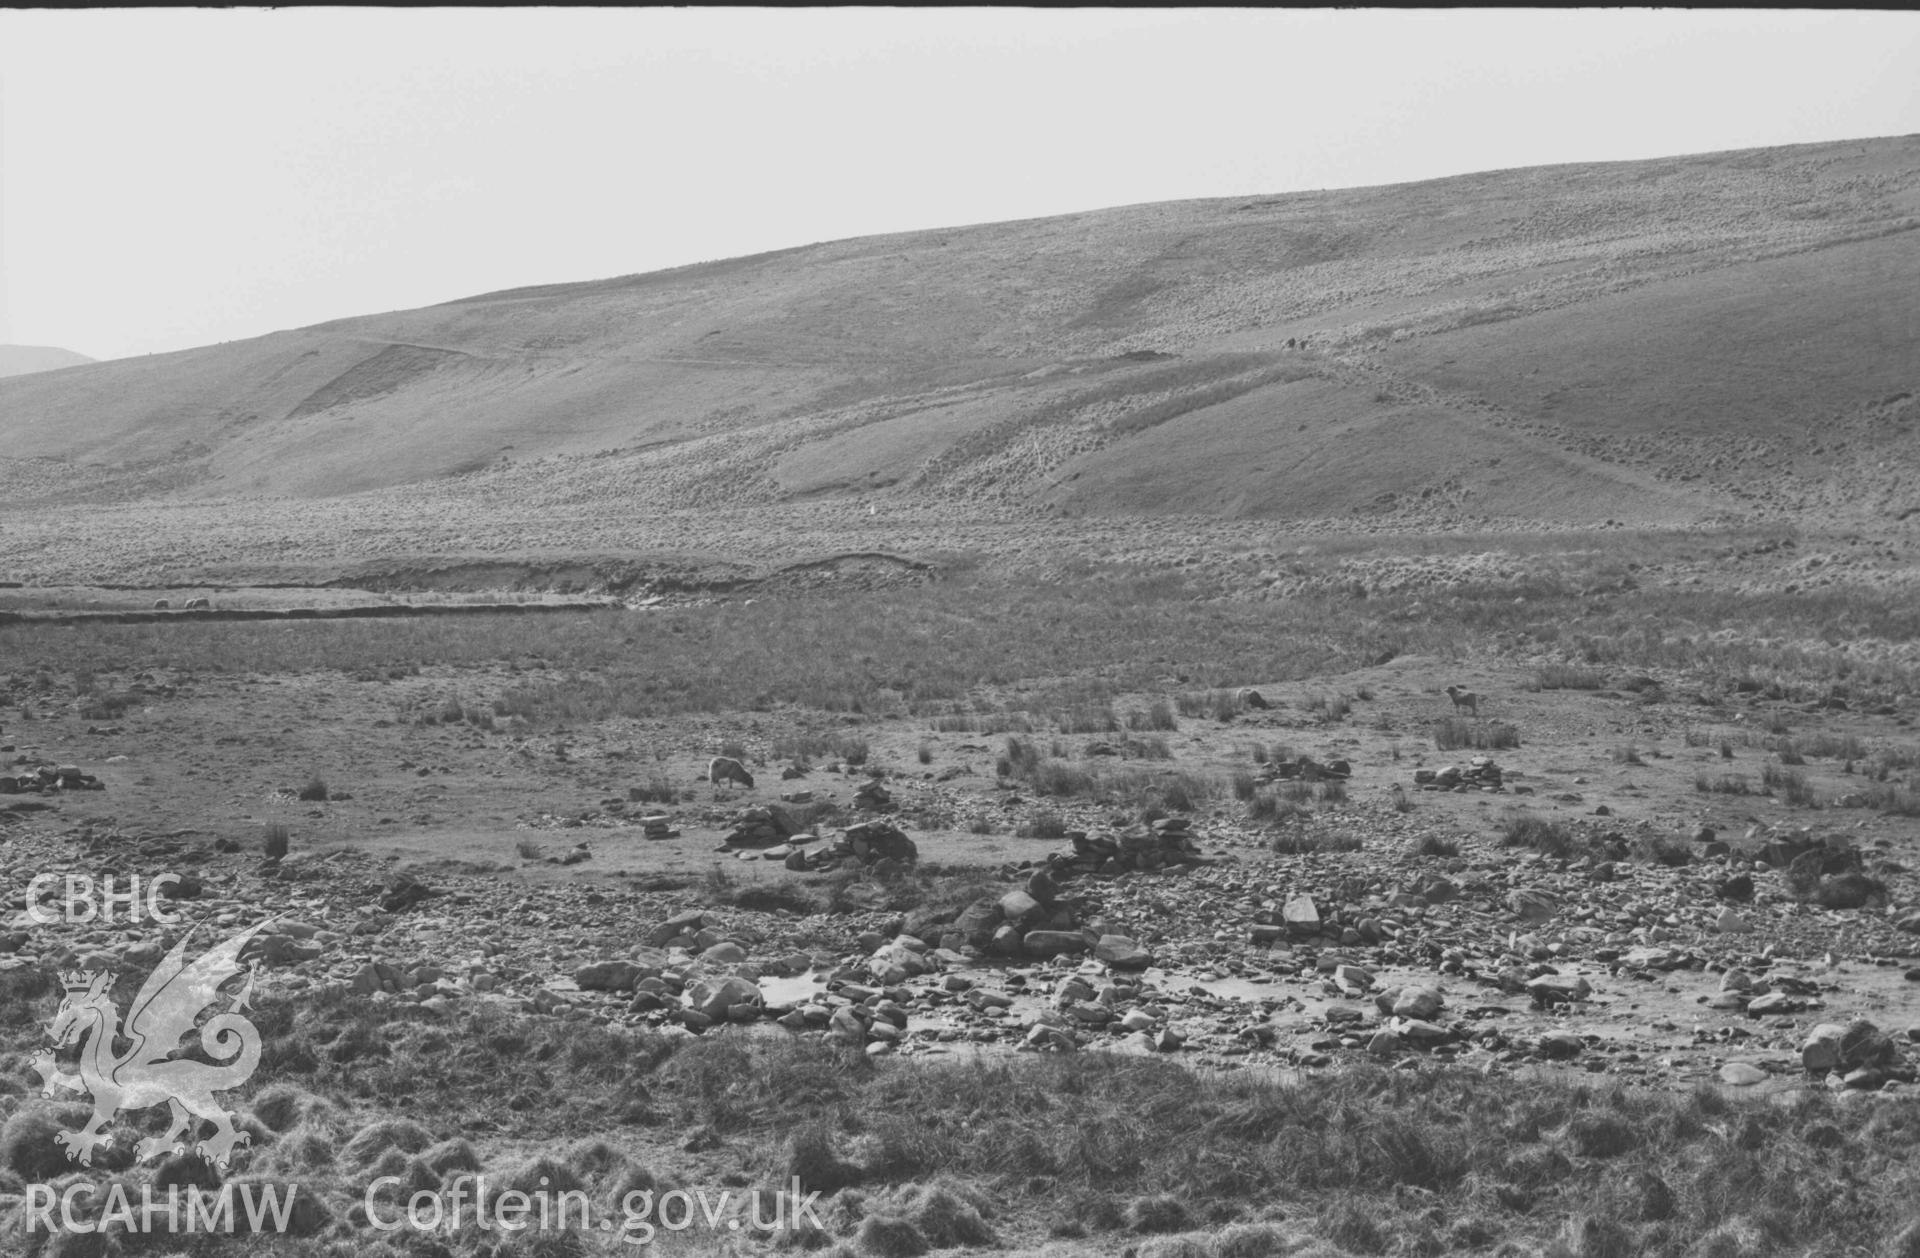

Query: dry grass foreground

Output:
[11, 978, 1920, 1258]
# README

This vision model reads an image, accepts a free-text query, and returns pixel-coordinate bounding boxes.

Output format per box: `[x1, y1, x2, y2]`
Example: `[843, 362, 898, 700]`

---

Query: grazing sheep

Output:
[708, 756, 755, 790]
[1445, 685, 1479, 716]
[152, 599, 170, 610]
[184, 597, 210, 610]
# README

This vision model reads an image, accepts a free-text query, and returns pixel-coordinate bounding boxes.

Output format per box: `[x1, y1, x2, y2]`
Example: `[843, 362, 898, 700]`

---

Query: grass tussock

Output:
[1014, 810, 1070, 841]
[1127, 700, 1180, 732]
[1499, 811, 1584, 858]
[1859, 781, 1920, 816]
[1762, 763, 1820, 808]
[1248, 790, 1310, 827]
[1630, 833, 1693, 867]
[998, 736, 1219, 811]
[1124, 736, 1174, 760]
[1535, 664, 1607, 690]
[1305, 693, 1353, 723]
[774, 731, 870, 767]
[1433, 718, 1521, 751]
[1790, 731, 1868, 760]
[1175, 690, 1243, 722]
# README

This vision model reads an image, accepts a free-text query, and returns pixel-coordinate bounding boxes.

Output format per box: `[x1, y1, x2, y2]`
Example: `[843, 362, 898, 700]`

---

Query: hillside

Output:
[0, 344, 94, 379]
[1, 135, 1916, 529]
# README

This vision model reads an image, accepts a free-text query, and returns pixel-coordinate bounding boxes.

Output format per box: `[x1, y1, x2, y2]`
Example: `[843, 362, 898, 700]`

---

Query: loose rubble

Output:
[0, 762, 107, 794]
[1413, 757, 1504, 792]
[8, 789, 1920, 1094]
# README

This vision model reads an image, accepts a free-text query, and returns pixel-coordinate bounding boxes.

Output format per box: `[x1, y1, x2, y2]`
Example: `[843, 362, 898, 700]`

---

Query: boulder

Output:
[1332, 964, 1373, 995]
[348, 961, 407, 996]
[1508, 889, 1557, 922]
[955, 898, 1003, 946]
[999, 890, 1046, 929]
[1839, 1020, 1900, 1071]
[574, 960, 645, 992]
[1093, 935, 1153, 971]
[379, 875, 437, 914]
[1802, 1024, 1848, 1073]
[829, 1007, 868, 1044]
[688, 976, 762, 1020]
[1391, 987, 1444, 1021]
[1526, 975, 1592, 1008]
[1282, 896, 1321, 935]
[1023, 930, 1089, 958]
[648, 911, 704, 948]
[1747, 993, 1802, 1016]
[1025, 1023, 1078, 1052]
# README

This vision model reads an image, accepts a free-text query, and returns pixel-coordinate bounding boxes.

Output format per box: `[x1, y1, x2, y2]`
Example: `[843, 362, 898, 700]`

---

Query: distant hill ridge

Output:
[0, 345, 95, 379]
[1, 134, 1916, 527]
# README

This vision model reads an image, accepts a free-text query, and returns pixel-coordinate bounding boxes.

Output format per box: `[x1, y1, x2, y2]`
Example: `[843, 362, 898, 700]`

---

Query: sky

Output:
[1, 8, 1916, 362]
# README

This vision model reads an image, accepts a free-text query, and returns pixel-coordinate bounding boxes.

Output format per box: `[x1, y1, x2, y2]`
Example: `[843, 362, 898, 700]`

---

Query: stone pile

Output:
[835, 820, 918, 869]
[898, 867, 1156, 969]
[1363, 982, 1456, 1054]
[723, 803, 812, 848]
[1801, 1019, 1914, 1089]
[1412, 756, 1504, 792]
[853, 780, 894, 812]
[1043, 818, 1207, 878]
[1248, 891, 1397, 946]
[1264, 756, 1352, 782]
[774, 820, 919, 872]
[553, 910, 937, 1055]
[379, 874, 438, 913]
[640, 813, 677, 841]
[0, 763, 105, 794]
[1751, 827, 1858, 875]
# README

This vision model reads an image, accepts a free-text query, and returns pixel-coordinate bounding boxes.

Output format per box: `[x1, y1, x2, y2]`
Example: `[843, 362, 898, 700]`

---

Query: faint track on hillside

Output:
[0, 601, 618, 629]
[340, 335, 844, 372]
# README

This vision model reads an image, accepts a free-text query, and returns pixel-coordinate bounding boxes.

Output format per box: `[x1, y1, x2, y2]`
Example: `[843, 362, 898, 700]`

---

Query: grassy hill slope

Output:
[1, 134, 1915, 525]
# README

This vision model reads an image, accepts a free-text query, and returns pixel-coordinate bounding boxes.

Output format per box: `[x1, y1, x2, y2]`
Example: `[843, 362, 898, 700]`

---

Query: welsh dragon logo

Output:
[31, 922, 266, 1170]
